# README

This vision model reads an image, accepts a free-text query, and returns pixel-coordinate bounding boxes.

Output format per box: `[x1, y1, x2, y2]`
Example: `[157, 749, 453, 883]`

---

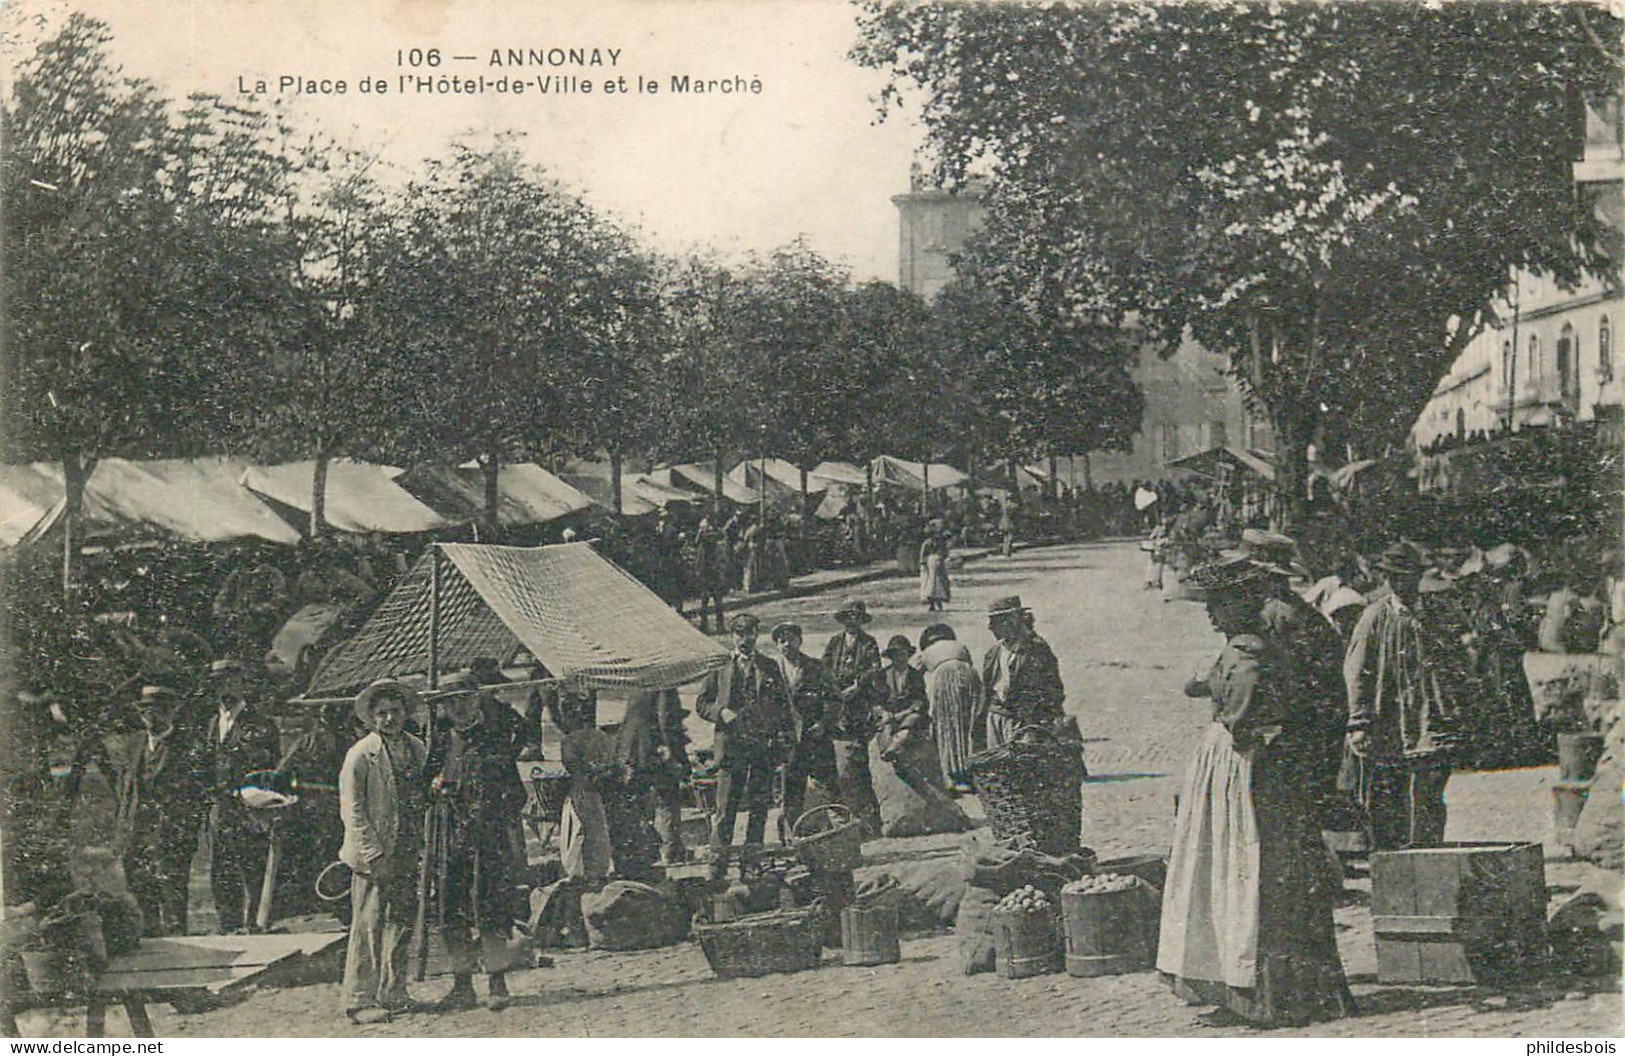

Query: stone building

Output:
[1412, 97, 1623, 451]
[892, 171, 1269, 485]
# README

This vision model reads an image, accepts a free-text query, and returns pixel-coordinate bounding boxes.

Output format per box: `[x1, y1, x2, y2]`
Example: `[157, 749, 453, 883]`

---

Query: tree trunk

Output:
[922, 460, 930, 517]
[1270, 408, 1310, 533]
[712, 453, 724, 520]
[610, 450, 624, 517]
[799, 467, 810, 519]
[481, 444, 501, 541]
[1083, 452, 1093, 490]
[1006, 458, 1019, 507]
[1048, 451, 1059, 500]
[310, 451, 329, 539]
[59, 451, 92, 603]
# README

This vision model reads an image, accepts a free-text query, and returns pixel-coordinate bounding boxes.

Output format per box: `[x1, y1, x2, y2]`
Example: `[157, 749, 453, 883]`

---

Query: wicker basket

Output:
[692, 906, 823, 978]
[968, 725, 1085, 855]
[790, 804, 864, 873]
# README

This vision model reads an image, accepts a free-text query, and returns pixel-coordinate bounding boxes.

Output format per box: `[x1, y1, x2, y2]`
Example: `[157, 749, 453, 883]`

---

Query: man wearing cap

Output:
[203, 658, 281, 934]
[820, 598, 884, 836]
[424, 673, 523, 1012]
[340, 679, 428, 1024]
[696, 613, 793, 873]
[981, 596, 1066, 747]
[1343, 542, 1462, 850]
[771, 622, 837, 841]
[115, 684, 208, 936]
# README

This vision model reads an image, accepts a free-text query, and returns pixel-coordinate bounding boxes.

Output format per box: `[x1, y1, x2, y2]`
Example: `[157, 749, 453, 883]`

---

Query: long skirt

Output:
[1157, 724, 1355, 1026]
[926, 660, 982, 781]
[920, 553, 950, 604]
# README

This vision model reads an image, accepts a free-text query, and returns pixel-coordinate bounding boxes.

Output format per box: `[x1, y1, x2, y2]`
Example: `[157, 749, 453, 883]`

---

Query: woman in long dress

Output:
[1157, 558, 1356, 1029]
[916, 623, 982, 792]
[919, 534, 950, 611]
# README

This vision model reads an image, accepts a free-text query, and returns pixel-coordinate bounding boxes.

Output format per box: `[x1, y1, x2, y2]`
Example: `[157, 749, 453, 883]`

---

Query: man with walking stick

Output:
[424, 673, 525, 1012]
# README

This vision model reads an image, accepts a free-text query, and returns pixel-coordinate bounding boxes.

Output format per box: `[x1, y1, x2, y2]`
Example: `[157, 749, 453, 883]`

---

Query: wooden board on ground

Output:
[96, 933, 346, 994]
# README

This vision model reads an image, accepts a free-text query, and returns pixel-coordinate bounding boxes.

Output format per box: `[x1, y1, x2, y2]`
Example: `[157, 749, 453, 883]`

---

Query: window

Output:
[1456, 408, 1466, 439]
[1602, 316, 1613, 382]
[1529, 334, 1541, 391]
[1502, 339, 1516, 395]
[1160, 424, 1180, 461]
[1558, 323, 1578, 401]
[1208, 419, 1228, 449]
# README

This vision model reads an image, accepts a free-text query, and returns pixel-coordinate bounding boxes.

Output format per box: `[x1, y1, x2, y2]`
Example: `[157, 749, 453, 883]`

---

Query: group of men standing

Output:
[690, 589, 1069, 874]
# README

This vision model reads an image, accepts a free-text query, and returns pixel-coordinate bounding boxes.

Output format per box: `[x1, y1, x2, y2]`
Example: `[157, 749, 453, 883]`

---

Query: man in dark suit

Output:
[115, 684, 209, 936]
[981, 596, 1066, 747]
[203, 658, 282, 933]
[696, 613, 792, 876]
[617, 686, 691, 866]
[820, 597, 884, 836]
[770, 623, 837, 842]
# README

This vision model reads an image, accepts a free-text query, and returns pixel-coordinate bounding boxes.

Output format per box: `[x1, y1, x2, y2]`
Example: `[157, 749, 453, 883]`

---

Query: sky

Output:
[6, 0, 926, 282]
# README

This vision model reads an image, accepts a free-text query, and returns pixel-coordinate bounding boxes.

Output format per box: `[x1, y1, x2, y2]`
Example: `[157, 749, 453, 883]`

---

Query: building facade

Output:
[892, 173, 1269, 485]
[1413, 98, 1623, 451]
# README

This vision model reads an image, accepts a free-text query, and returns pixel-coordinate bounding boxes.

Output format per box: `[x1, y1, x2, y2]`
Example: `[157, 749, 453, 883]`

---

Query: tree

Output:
[855, 1, 1620, 526]
[1, 16, 285, 587]
[387, 138, 635, 537]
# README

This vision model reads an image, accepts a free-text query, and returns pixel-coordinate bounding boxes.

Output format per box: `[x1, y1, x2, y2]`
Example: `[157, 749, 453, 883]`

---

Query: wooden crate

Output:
[1371, 841, 1547, 985]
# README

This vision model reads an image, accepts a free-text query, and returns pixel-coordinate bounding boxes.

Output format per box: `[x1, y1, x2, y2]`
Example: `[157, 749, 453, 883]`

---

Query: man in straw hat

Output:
[820, 597, 883, 836]
[340, 678, 428, 1024]
[202, 657, 281, 935]
[115, 683, 208, 937]
[1343, 542, 1462, 851]
[696, 613, 794, 876]
[981, 595, 1066, 748]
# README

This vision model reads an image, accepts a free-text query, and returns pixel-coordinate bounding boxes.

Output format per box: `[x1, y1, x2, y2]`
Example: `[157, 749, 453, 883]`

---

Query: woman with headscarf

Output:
[916, 623, 982, 793]
[1157, 558, 1356, 1029]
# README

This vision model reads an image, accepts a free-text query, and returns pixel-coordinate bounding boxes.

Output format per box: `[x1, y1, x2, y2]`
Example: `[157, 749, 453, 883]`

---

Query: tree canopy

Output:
[854, 0, 1621, 521]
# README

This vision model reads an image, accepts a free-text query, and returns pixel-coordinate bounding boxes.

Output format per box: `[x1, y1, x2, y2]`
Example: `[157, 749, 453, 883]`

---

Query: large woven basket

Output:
[968, 726, 1085, 855]
[790, 804, 864, 873]
[692, 906, 823, 978]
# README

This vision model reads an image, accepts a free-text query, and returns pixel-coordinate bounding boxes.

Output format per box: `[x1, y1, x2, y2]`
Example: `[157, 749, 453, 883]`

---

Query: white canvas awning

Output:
[242, 460, 451, 535]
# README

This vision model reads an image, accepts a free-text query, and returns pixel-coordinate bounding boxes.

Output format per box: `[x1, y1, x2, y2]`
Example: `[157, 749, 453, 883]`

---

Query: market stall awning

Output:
[870, 455, 971, 491]
[810, 461, 869, 487]
[307, 542, 728, 696]
[396, 463, 595, 527]
[654, 463, 762, 505]
[729, 458, 824, 497]
[1165, 446, 1277, 482]
[241, 460, 451, 535]
[2, 458, 301, 547]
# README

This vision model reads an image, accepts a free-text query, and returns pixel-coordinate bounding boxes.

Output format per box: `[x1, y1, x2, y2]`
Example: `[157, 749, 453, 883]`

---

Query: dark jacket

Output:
[617, 687, 690, 774]
[777, 653, 833, 744]
[116, 725, 209, 840]
[875, 664, 930, 742]
[980, 634, 1066, 729]
[820, 629, 882, 739]
[205, 700, 281, 803]
[695, 651, 792, 764]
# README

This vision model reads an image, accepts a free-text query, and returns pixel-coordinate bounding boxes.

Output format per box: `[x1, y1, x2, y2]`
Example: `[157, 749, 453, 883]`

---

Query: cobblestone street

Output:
[33, 541, 1622, 1038]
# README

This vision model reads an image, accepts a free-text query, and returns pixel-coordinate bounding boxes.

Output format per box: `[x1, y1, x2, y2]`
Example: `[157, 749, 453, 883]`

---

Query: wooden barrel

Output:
[840, 905, 901, 966]
[991, 908, 1061, 979]
[1557, 733, 1606, 782]
[1061, 886, 1154, 977]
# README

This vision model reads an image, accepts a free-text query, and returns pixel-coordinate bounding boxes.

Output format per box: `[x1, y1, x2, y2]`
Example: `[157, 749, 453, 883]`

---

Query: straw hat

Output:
[986, 595, 1031, 619]
[355, 678, 419, 726]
